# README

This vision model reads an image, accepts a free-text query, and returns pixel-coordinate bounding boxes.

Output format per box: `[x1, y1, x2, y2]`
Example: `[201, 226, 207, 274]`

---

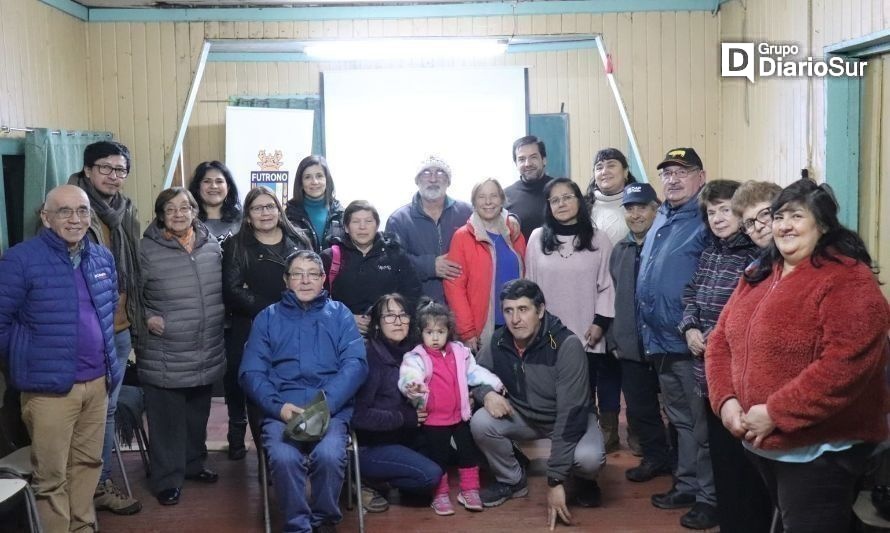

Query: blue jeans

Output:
[263, 416, 347, 533]
[359, 443, 442, 493]
[100, 329, 132, 482]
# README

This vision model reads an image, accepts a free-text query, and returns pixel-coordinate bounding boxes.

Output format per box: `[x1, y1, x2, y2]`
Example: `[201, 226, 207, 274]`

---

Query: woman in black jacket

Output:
[285, 155, 345, 252]
[221, 186, 312, 459]
[320, 200, 422, 335]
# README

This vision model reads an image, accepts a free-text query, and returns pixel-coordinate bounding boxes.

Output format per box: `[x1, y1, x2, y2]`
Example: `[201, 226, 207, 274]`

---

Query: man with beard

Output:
[505, 136, 554, 239]
[68, 140, 143, 516]
[386, 155, 472, 303]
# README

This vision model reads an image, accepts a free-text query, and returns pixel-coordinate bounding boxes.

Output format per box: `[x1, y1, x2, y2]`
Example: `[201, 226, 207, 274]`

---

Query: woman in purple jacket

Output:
[351, 293, 443, 513]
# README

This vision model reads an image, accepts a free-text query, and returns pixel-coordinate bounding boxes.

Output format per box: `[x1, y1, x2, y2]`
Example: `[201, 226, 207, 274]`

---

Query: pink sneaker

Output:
[457, 490, 483, 511]
[431, 493, 455, 516]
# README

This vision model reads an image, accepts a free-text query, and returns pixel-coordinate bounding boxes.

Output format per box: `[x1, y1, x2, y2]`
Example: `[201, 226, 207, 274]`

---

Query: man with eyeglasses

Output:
[636, 147, 716, 530]
[240, 250, 367, 533]
[386, 155, 472, 303]
[505, 136, 554, 239]
[0, 185, 122, 532]
[68, 140, 144, 515]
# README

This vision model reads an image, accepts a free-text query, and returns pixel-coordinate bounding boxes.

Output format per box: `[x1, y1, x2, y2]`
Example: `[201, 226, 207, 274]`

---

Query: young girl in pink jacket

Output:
[399, 300, 503, 516]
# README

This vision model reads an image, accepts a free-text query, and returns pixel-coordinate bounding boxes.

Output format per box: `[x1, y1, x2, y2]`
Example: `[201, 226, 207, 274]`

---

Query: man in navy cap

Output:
[636, 148, 717, 530]
[607, 183, 673, 487]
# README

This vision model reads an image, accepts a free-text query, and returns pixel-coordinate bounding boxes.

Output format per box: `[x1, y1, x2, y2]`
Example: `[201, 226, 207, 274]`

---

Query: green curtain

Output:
[23, 128, 113, 238]
[229, 95, 324, 156]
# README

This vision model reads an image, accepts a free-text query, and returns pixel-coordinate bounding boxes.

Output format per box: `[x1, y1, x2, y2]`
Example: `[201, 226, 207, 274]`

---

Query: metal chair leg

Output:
[350, 430, 364, 533]
[112, 434, 133, 499]
[259, 447, 271, 533]
[134, 425, 151, 477]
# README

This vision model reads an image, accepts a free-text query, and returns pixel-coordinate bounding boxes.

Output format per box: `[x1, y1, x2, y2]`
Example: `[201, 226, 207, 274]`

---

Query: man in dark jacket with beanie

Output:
[386, 155, 472, 303]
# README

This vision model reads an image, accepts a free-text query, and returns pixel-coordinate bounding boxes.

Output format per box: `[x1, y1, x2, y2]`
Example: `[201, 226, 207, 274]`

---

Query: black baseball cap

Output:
[656, 147, 703, 170]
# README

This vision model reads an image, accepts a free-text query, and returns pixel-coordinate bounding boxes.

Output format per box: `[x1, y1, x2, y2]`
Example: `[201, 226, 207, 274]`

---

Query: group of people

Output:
[0, 134, 886, 533]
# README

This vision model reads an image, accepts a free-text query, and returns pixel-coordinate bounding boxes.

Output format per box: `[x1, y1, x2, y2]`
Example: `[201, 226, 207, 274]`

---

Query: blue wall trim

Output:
[85, 0, 717, 23]
[824, 74, 860, 231]
[824, 28, 890, 56]
[38, 0, 88, 21]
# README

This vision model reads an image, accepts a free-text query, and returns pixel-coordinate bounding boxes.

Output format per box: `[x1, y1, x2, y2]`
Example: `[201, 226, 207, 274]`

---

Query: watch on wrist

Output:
[547, 476, 563, 488]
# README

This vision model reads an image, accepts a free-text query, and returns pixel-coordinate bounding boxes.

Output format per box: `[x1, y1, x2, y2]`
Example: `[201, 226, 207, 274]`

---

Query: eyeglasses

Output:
[420, 169, 448, 179]
[164, 205, 194, 216]
[287, 270, 323, 281]
[658, 168, 699, 180]
[249, 203, 278, 214]
[381, 312, 410, 325]
[47, 207, 91, 220]
[92, 163, 129, 178]
[742, 207, 772, 233]
[547, 194, 577, 206]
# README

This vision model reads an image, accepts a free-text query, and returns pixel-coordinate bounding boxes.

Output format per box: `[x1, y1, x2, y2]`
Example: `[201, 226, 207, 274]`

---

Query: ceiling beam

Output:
[42, 0, 721, 23]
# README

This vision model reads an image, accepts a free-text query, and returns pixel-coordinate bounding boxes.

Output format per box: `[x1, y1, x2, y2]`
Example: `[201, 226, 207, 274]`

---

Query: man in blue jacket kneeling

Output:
[240, 249, 368, 533]
[0, 185, 121, 532]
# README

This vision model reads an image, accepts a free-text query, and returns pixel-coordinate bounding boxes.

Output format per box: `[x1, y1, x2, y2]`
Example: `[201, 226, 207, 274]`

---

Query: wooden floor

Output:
[98, 399, 708, 533]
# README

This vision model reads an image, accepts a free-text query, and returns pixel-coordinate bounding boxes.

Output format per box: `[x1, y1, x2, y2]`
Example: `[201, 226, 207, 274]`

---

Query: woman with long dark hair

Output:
[221, 186, 312, 459]
[285, 155, 345, 252]
[525, 177, 618, 451]
[187, 160, 242, 242]
[707, 178, 889, 532]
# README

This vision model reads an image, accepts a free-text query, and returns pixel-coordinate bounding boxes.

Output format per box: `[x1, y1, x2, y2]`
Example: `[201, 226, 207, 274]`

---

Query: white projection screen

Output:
[323, 67, 528, 224]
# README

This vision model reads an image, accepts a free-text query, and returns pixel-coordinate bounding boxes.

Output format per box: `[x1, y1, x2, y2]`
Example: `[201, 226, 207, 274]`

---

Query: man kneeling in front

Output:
[471, 279, 606, 530]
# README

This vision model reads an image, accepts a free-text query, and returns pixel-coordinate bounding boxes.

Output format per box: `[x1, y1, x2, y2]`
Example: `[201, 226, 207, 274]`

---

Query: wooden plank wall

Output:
[859, 54, 889, 295]
[0, 0, 89, 133]
[83, 12, 722, 223]
[719, 0, 890, 185]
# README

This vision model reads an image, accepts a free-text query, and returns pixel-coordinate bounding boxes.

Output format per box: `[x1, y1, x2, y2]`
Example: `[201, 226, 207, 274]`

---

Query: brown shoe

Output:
[94, 479, 142, 515]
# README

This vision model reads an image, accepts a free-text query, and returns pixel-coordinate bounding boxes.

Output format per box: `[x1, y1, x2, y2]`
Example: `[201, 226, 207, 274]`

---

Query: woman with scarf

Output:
[139, 187, 226, 506]
[444, 178, 525, 352]
[584, 148, 639, 246]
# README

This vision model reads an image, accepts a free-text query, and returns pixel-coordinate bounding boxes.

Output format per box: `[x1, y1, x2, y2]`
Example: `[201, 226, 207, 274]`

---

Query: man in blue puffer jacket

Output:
[0, 184, 121, 533]
[240, 249, 367, 533]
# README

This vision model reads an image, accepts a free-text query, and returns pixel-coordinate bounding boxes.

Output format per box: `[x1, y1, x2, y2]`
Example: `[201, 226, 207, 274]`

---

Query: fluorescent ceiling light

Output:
[304, 38, 507, 61]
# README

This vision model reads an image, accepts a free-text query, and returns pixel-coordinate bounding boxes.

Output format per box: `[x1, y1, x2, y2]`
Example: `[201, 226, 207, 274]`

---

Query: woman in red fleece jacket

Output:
[706, 178, 889, 532]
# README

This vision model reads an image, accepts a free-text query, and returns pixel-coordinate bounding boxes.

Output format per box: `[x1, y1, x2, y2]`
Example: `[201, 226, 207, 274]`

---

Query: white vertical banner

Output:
[225, 107, 315, 206]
